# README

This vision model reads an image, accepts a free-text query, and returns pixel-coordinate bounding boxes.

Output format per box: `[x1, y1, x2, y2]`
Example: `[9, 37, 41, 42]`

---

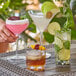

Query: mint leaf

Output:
[43, 32, 54, 43]
[65, 7, 75, 29]
[54, 44, 61, 53]
[63, 40, 70, 49]
[25, 12, 33, 24]
[27, 23, 36, 33]
[51, 17, 67, 28]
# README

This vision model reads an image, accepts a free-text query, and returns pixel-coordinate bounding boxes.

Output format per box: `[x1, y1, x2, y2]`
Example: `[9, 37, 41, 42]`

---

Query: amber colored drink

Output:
[26, 50, 46, 71]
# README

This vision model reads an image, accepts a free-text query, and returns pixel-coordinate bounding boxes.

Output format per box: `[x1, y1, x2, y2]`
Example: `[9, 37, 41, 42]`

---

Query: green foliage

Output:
[0, 0, 10, 20]
[27, 23, 36, 33]
[20, 32, 37, 44]
[51, 17, 67, 28]
[43, 32, 54, 43]
[9, 0, 28, 10]
[24, 11, 33, 24]
[63, 40, 70, 49]
[20, 11, 36, 33]
[54, 44, 61, 53]
[71, 0, 76, 15]
[44, 0, 75, 43]
[2, 0, 10, 10]
[0, 0, 37, 43]
[0, 0, 28, 20]
[71, 29, 76, 40]
[64, 7, 75, 29]
[59, 5, 75, 29]
[66, 0, 71, 5]
[0, 0, 76, 44]
[0, 0, 10, 11]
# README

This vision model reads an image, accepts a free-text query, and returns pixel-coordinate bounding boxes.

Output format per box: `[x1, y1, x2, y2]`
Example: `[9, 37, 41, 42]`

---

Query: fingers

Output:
[0, 27, 17, 43]
[6, 37, 17, 43]
[3, 27, 10, 36]
[0, 19, 17, 43]
[4, 26, 16, 39]
[0, 31, 8, 40]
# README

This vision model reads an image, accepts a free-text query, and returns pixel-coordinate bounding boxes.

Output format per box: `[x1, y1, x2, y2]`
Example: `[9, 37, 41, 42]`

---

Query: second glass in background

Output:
[6, 18, 29, 62]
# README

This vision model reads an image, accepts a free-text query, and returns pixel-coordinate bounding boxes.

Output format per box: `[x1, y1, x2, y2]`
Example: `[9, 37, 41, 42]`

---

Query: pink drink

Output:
[6, 19, 29, 35]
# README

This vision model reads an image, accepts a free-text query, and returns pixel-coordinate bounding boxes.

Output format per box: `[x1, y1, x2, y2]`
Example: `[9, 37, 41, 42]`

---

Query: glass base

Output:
[6, 55, 26, 64]
[56, 60, 70, 65]
[46, 53, 51, 58]
[27, 65, 45, 71]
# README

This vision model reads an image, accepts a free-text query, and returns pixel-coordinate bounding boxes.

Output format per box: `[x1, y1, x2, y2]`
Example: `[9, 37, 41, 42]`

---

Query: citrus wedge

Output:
[59, 49, 70, 60]
[51, 8, 60, 14]
[41, 1, 57, 14]
[54, 37, 63, 48]
[48, 22, 61, 35]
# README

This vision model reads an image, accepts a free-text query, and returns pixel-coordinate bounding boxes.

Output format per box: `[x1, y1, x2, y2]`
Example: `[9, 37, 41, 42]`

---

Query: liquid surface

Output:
[6, 19, 29, 35]
[29, 11, 54, 32]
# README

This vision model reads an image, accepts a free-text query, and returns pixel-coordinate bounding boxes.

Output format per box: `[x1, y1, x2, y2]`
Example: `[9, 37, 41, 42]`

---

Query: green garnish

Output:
[63, 40, 70, 49]
[43, 32, 54, 43]
[54, 44, 62, 53]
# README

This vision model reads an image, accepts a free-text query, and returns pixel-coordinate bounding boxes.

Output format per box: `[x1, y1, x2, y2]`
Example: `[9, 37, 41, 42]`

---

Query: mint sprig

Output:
[43, 32, 54, 43]
[63, 40, 70, 49]
[54, 44, 62, 53]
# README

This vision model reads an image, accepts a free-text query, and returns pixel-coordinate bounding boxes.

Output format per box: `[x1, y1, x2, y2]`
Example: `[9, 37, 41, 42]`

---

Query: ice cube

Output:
[26, 50, 42, 60]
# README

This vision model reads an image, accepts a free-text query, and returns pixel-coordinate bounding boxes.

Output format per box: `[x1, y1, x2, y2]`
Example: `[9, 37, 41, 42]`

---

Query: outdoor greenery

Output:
[0, 0, 36, 43]
[43, 0, 76, 43]
[0, 0, 76, 44]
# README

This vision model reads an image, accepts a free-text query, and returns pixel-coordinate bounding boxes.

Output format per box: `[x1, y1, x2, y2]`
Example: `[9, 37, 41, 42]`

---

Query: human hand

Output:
[0, 19, 17, 43]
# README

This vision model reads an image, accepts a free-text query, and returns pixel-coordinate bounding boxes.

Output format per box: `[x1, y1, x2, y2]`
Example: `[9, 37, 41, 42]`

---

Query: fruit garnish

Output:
[59, 49, 70, 60]
[51, 8, 60, 14]
[46, 11, 52, 19]
[8, 16, 20, 20]
[41, 1, 58, 15]
[48, 22, 61, 35]
[30, 45, 35, 49]
[53, 0, 64, 7]
[30, 44, 46, 50]
[35, 44, 40, 50]
[39, 46, 46, 50]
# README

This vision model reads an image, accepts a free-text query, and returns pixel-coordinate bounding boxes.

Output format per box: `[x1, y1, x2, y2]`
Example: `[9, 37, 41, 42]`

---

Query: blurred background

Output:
[0, 0, 76, 53]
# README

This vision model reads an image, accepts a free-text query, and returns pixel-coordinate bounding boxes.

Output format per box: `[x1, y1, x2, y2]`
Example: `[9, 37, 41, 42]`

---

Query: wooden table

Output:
[0, 44, 76, 76]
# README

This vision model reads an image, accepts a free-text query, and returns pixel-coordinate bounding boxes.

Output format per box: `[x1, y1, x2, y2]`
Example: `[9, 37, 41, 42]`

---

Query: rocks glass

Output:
[26, 50, 46, 71]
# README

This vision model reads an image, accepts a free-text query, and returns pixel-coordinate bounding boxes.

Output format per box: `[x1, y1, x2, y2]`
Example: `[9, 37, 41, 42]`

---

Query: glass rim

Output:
[6, 19, 29, 25]
[6, 18, 28, 22]
[26, 50, 42, 56]
[28, 10, 44, 17]
[55, 29, 71, 33]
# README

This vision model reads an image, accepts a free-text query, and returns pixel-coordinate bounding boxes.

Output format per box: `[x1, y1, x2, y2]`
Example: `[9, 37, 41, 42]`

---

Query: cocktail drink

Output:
[28, 1, 60, 58]
[6, 18, 29, 35]
[6, 16, 29, 61]
[54, 29, 71, 65]
[28, 10, 56, 58]
[26, 50, 46, 71]
[28, 10, 55, 45]
[28, 11, 54, 33]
